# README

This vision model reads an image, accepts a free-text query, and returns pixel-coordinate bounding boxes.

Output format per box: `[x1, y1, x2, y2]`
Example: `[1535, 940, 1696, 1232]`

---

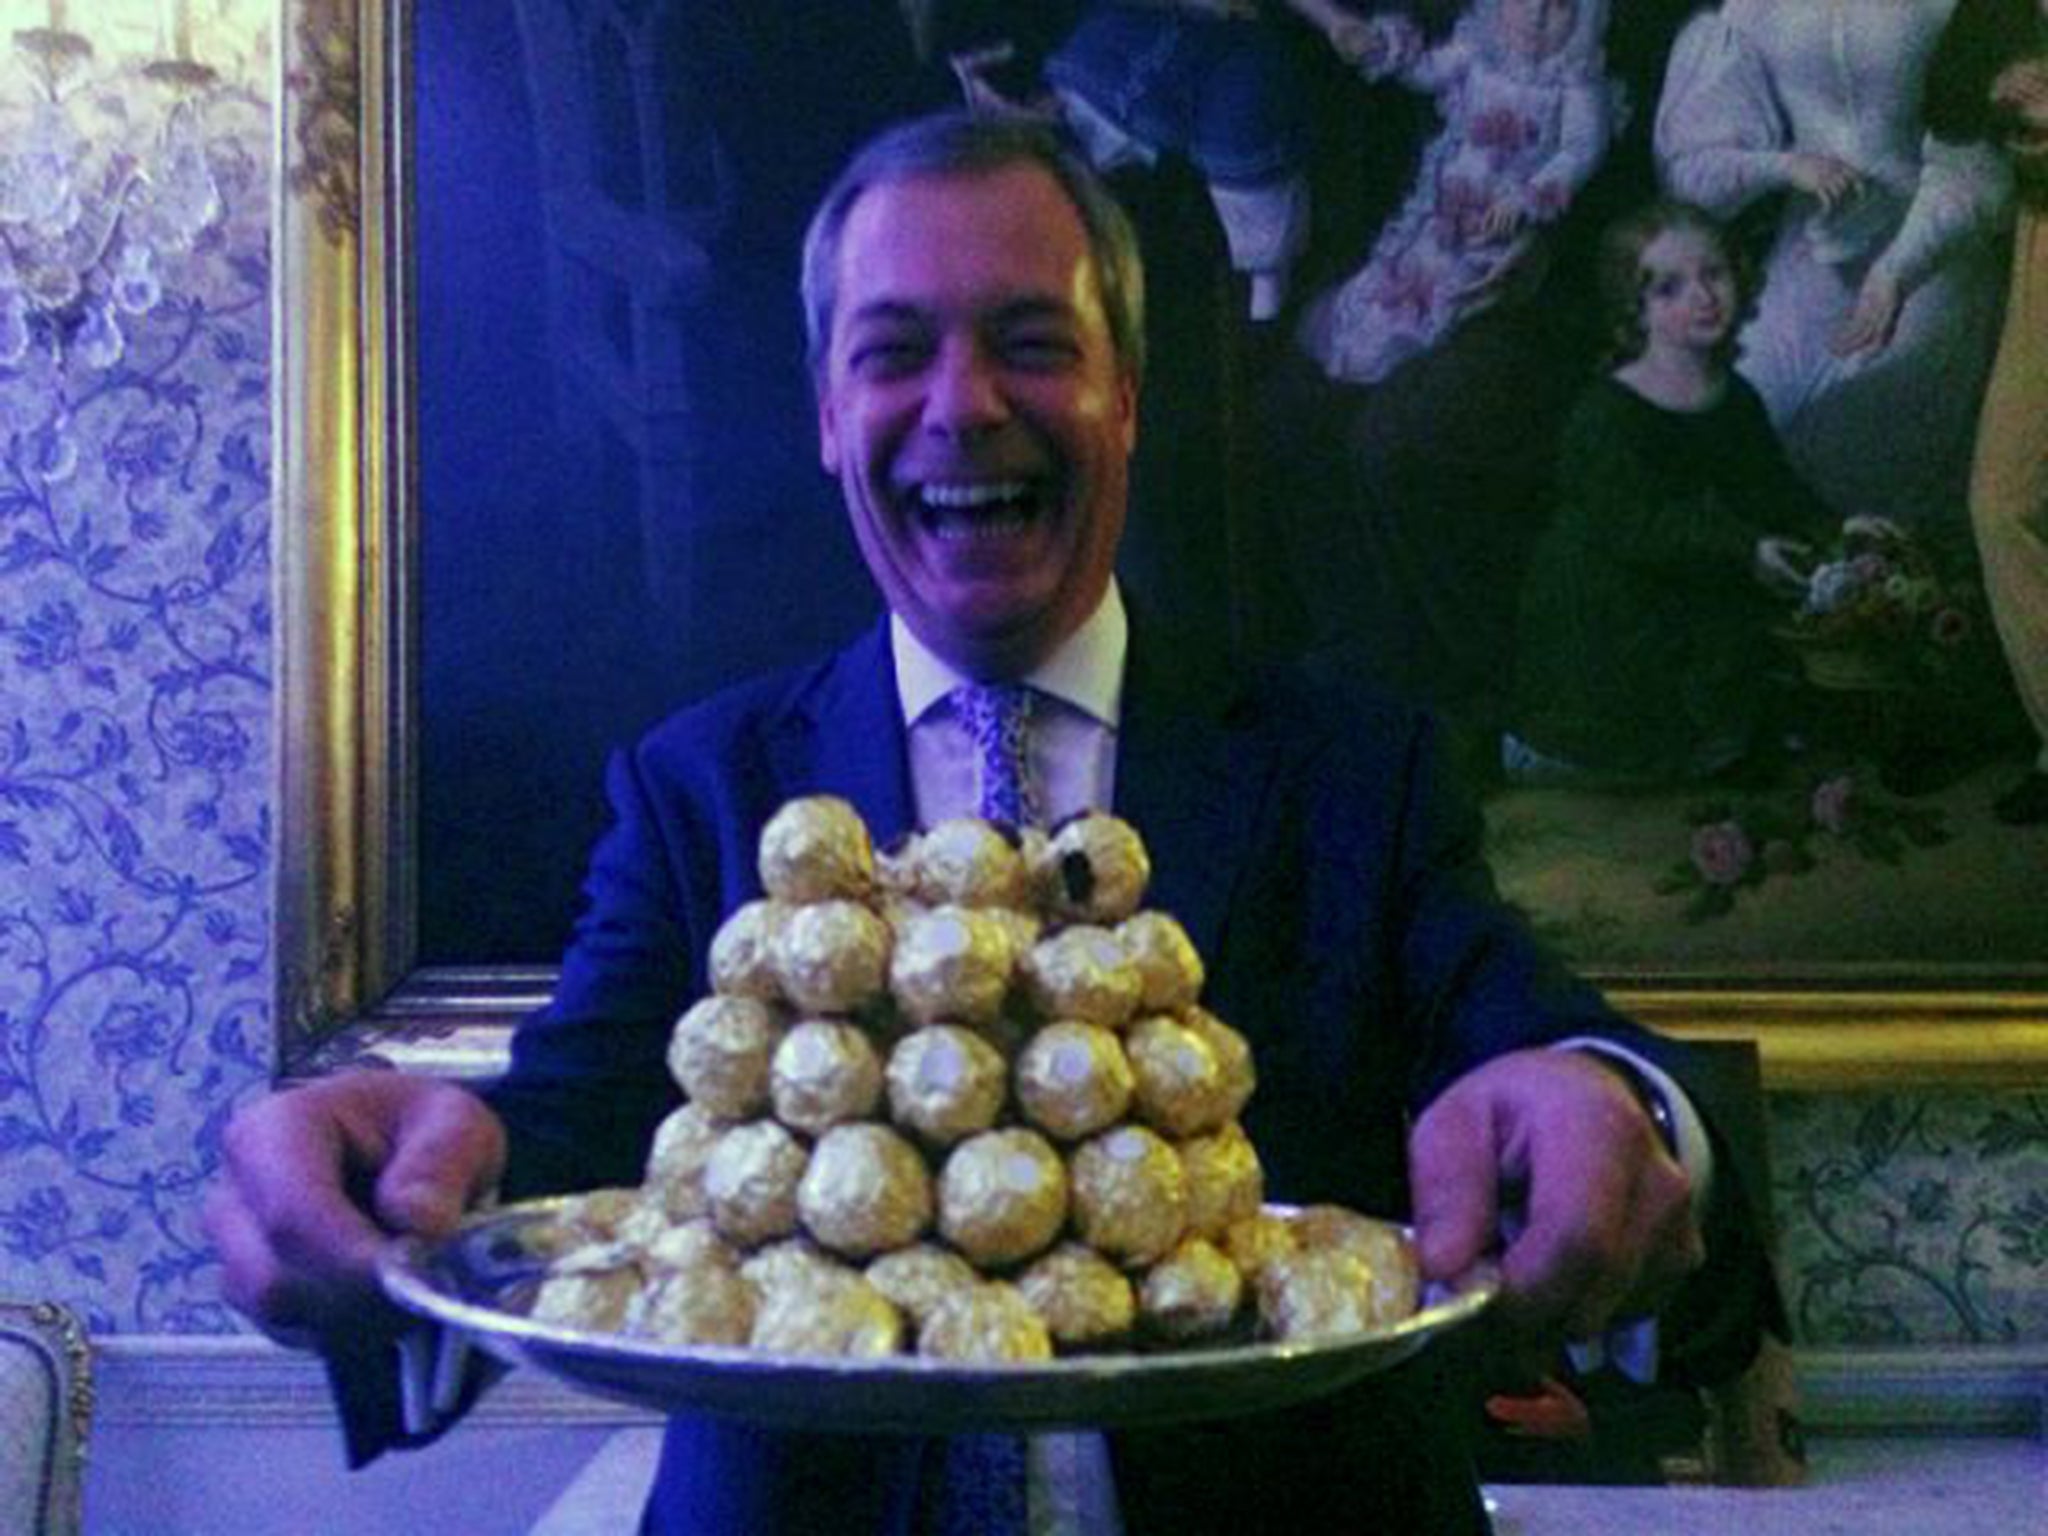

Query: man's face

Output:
[817, 164, 1138, 680]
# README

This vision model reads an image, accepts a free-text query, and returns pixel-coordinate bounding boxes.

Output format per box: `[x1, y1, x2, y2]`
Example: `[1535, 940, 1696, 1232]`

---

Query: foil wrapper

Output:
[1017, 1241, 1137, 1349]
[1125, 1014, 1232, 1138]
[797, 1123, 935, 1259]
[937, 1127, 1070, 1268]
[1139, 1238, 1244, 1343]
[643, 1102, 731, 1221]
[885, 1025, 1008, 1146]
[528, 1250, 643, 1332]
[911, 817, 1029, 908]
[1015, 1021, 1134, 1142]
[623, 1260, 755, 1346]
[750, 1269, 904, 1357]
[890, 904, 1015, 1025]
[1182, 1006, 1255, 1122]
[865, 1243, 982, 1327]
[1222, 1211, 1299, 1287]
[739, 1237, 844, 1298]
[1179, 1121, 1265, 1241]
[1118, 910, 1205, 1012]
[708, 899, 792, 1001]
[917, 1282, 1054, 1362]
[1033, 813, 1150, 924]
[1256, 1248, 1384, 1341]
[773, 900, 892, 1015]
[666, 995, 784, 1118]
[757, 794, 875, 903]
[1070, 1124, 1187, 1267]
[704, 1121, 810, 1247]
[1288, 1206, 1419, 1324]
[1022, 925, 1141, 1028]
[770, 1019, 884, 1134]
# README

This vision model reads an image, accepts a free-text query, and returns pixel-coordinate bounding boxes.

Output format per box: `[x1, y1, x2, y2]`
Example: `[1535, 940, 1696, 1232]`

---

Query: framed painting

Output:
[273, 0, 2047, 1088]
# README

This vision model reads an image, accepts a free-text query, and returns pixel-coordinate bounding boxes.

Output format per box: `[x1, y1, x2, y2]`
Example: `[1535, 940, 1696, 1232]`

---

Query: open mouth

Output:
[913, 479, 1047, 542]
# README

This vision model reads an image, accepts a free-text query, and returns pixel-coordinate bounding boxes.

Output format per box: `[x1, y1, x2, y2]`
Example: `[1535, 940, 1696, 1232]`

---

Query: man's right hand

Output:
[204, 1072, 506, 1349]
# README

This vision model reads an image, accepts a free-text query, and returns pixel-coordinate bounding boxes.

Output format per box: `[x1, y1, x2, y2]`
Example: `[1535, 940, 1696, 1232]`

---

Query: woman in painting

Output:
[1505, 200, 1834, 785]
[1297, 0, 1621, 385]
[1653, 0, 2012, 532]
[1924, 0, 2048, 824]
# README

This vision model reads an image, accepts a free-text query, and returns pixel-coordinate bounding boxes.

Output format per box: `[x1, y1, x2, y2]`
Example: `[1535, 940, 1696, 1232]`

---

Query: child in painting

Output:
[1505, 200, 1836, 785]
[1297, 0, 1620, 384]
[964, 2, 1408, 322]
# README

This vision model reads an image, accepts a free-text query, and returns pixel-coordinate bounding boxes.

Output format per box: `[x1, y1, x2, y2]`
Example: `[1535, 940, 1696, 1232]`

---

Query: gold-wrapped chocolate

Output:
[1017, 1241, 1136, 1350]
[739, 1237, 843, 1298]
[1179, 1121, 1264, 1241]
[885, 1025, 1008, 1146]
[1069, 1124, 1186, 1267]
[770, 1019, 884, 1135]
[937, 1127, 1070, 1269]
[1021, 925, 1141, 1029]
[757, 794, 874, 904]
[1125, 1014, 1233, 1138]
[1221, 1210, 1297, 1287]
[1014, 1021, 1134, 1142]
[1288, 1206, 1420, 1324]
[643, 1102, 731, 1221]
[889, 904, 1016, 1025]
[1256, 1248, 1385, 1341]
[708, 898, 791, 1000]
[772, 900, 892, 1015]
[750, 1268, 904, 1357]
[865, 1243, 982, 1328]
[796, 1123, 935, 1258]
[1033, 812, 1150, 924]
[1182, 1006, 1255, 1123]
[911, 817, 1030, 908]
[1118, 910, 1205, 1012]
[703, 1120, 810, 1247]
[917, 1282, 1054, 1363]
[624, 1260, 755, 1346]
[528, 1244, 643, 1332]
[640, 1219, 742, 1275]
[666, 995, 784, 1119]
[1140, 1237, 1244, 1343]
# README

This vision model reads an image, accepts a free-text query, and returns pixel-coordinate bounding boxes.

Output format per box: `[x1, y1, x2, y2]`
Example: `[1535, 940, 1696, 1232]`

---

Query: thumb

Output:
[1408, 1087, 1501, 1283]
[372, 1084, 506, 1238]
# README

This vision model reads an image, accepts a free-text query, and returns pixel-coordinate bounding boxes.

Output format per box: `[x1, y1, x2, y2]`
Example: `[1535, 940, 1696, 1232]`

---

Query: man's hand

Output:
[1408, 1050, 1704, 1353]
[204, 1072, 506, 1349]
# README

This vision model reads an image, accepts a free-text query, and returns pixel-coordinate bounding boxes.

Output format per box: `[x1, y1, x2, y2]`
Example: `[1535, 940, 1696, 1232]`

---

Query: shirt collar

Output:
[892, 582, 1127, 729]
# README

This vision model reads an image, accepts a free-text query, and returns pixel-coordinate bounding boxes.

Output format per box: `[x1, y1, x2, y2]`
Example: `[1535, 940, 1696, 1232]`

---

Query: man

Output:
[208, 111, 1740, 1533]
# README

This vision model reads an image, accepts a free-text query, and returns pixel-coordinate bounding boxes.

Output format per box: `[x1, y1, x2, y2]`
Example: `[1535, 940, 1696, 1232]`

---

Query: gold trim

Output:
[274, 1, 2048, 1088]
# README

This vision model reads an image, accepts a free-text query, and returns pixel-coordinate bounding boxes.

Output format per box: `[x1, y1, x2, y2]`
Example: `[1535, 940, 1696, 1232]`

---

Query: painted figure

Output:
[974, 1, 1411, 321]
[1654, 0, 2012, 529]
[1925, 0, 2048, 823]
[1508, 200, 1835, 785]
[1298, 0, 1621, 385]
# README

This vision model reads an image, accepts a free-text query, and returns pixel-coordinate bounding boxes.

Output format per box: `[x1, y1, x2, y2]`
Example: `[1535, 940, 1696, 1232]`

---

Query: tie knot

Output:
[952, 683, 1038, 827]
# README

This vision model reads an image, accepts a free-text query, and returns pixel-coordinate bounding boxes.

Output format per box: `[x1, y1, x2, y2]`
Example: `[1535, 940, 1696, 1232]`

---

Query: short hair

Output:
[799, 110, 1147, 384]
[1596, 198, 1758, 368]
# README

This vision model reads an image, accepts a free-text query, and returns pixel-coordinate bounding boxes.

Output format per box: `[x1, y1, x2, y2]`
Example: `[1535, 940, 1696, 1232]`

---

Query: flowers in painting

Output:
[1782, 521, 1980, 688]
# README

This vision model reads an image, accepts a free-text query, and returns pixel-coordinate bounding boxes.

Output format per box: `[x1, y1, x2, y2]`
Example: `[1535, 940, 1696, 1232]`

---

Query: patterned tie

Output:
[952, 682, 1040, 827]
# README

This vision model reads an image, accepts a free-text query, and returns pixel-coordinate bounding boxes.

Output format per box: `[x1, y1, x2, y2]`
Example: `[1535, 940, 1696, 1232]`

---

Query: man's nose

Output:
[922, 336, 1005, 436]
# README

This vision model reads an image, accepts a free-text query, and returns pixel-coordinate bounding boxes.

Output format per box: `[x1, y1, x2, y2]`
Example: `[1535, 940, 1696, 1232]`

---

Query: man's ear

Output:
[817, 387, 842, 475]
[1116, 367, 1139, 456]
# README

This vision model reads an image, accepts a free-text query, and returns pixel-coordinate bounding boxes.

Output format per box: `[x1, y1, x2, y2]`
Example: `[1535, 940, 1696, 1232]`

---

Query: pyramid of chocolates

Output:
[526, 796, 1420, 1362]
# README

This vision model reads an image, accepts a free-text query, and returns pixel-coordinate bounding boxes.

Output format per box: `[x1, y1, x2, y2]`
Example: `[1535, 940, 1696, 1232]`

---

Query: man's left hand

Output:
[1407, 1049, 1705, 1352]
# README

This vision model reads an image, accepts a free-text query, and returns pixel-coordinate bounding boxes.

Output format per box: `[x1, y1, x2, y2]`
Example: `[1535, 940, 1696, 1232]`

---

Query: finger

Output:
[1408, 1091, 1502, 1283]
[373, 1085, 507, 1236]
[222, 1088, 397, 1282]
[204, 1183, 371, 1348]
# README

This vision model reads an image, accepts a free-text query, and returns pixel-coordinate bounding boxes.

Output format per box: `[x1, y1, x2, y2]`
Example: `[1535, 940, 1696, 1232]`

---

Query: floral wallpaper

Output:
[0, 63, 273, 1333]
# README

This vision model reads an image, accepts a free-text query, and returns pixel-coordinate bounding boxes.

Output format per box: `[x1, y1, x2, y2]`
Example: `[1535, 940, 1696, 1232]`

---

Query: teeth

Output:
[921, 480, 1029, 510]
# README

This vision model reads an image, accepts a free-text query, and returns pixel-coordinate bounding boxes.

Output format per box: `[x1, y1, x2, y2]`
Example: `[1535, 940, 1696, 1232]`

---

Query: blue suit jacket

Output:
[480, 616, 1669, 1534]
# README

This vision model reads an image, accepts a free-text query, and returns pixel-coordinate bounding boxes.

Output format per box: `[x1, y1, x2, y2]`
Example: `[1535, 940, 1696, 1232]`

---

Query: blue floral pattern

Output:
[0, 73, 272, 1334]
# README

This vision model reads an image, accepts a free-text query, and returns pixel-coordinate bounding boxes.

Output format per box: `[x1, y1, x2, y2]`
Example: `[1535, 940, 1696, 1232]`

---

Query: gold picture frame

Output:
[272, 0, 2048, 1090]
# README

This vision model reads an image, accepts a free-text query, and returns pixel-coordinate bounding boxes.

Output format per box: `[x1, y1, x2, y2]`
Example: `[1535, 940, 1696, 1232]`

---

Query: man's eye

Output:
[1003, 334, 1079, 368]
[849, 339, 926, 376]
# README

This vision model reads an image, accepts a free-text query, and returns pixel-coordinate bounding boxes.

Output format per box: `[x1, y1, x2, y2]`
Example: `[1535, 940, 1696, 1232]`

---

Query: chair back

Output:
[0, 1301, 93, 1536]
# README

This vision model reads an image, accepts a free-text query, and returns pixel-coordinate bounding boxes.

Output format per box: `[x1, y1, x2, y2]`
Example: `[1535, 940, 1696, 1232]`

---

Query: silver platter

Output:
[378, 1198, 1497, 1434]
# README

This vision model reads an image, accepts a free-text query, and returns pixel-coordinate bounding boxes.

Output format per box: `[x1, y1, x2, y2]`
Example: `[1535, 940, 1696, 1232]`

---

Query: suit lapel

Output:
[1113, 617, 1269, 967]
[764, 622, 920, 848]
